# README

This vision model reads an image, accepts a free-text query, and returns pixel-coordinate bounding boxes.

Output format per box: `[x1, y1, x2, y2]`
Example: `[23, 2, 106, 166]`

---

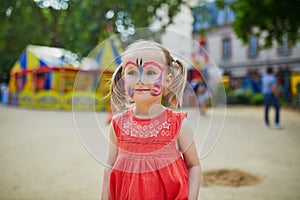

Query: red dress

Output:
[110, 108, 189, 200]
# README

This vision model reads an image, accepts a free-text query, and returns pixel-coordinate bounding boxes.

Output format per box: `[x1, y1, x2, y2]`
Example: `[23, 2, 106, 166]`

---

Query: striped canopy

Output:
[10, 45, 79, 75]
[80, 37, 123, 71]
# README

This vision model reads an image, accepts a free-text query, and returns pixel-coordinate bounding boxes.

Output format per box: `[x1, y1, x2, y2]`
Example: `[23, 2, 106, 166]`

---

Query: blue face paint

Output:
[136, 58, 143, 82]
[137, 65, 143, 82]
[127, 86, 134, 98]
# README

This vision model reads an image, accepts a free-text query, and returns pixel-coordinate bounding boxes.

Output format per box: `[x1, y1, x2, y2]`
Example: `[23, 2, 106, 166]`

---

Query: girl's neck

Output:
[133, 103, 165, 118]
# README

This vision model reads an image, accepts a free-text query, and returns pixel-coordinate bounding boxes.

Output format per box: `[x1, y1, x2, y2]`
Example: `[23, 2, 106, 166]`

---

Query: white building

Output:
[160, 4, 194, 67]
[191, 1, 300, 77]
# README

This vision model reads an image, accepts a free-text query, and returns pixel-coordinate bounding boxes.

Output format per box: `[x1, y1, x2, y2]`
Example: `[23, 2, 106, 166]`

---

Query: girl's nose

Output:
[136, 81, 144, 86]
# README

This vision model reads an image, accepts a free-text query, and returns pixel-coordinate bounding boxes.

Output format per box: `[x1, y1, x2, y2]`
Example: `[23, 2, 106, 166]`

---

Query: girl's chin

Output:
[133, 94, 153, 99]
[133, 93, 162, 101]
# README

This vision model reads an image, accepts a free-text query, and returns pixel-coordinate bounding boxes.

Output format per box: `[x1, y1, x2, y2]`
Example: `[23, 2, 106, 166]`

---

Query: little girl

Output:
[101, 40, 201, 200]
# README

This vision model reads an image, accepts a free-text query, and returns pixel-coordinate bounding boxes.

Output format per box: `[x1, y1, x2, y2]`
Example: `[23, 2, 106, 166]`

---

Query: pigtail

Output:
[110, 65, 126, 110]
[157, 44, 187, 108]
[167, 59, 187, 108]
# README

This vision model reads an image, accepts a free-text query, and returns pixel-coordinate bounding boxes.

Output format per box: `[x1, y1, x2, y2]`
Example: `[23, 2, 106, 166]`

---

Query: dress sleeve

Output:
[111, 113, 123, 138]
[111, 110, 131, 138]
[172, 111, 188, 137]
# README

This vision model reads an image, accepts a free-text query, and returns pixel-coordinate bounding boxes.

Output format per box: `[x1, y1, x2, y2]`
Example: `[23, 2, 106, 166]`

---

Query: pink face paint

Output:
[143, 62, 163, 97]
[124, 61, 137, 68]
[123, 60, 164, 97]
[142, 62, 163, 71]
[151, 82, 162, 96]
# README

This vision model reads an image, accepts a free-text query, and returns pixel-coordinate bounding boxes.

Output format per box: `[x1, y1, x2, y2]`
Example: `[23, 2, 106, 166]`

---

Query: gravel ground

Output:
[0, 105, 299, 200]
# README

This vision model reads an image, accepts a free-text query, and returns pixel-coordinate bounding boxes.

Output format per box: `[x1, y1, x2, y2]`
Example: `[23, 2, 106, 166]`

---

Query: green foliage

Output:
[217, 0, 300, 48]
[250, 93, 264, 105]
[0, 0, 186, 83]
[226, 88, 264, 105]
[226, 88, 252, 105]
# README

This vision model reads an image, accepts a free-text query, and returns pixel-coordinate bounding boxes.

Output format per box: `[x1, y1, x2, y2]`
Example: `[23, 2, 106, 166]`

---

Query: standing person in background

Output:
[197, 82, 209, 116]
[101, 40, 201, 200]
[262, 67, 283, 129]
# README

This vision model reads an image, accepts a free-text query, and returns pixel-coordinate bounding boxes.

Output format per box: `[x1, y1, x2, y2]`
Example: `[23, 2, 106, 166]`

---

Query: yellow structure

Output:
[291, 73, 300, 95]
[9, 40, 123, 110]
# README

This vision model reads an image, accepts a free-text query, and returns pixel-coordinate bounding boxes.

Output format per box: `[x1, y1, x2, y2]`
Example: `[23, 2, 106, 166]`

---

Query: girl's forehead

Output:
[122, 47, 165, 64]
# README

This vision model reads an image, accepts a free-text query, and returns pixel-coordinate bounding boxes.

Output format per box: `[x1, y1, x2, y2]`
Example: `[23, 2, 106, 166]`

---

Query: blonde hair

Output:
[110, 40, 187, 110]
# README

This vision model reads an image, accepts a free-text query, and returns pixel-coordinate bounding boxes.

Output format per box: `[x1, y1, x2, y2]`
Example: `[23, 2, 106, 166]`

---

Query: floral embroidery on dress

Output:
[121, 117, 172, 138]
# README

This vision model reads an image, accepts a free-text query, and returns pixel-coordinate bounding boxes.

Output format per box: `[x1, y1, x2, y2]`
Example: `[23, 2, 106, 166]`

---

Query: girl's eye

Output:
[146, 70, 156, 75]
[127, 70, 137, 75]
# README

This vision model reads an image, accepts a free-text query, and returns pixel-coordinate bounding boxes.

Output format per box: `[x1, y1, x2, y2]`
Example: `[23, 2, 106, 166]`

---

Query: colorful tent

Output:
[8, 45, 82, 109]
[81, 37, 123, 71]
[9, 45, 79, 93]
[8, 40, 123, 110]
[10, 44, 79, 74]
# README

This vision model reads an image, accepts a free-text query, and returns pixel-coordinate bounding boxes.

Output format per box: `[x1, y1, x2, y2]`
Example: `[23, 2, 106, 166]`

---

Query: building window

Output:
[278, 34, 291, 56]
[222, 37, 231, 60]
[248, 35, 258, 58]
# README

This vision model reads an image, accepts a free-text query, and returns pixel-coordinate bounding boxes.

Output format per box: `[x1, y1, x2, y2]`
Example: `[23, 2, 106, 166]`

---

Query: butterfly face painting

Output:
[123, 58, 163, 98]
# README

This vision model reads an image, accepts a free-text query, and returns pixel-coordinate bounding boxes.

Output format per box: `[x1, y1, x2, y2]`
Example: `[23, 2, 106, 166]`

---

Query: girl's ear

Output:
[165, 73, 174, 87]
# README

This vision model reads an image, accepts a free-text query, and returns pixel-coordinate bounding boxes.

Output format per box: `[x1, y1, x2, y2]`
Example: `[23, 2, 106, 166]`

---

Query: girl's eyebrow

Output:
[124, 61, 137, 69]
[124, 61, 163, 71]
[143, 62, 163, 71]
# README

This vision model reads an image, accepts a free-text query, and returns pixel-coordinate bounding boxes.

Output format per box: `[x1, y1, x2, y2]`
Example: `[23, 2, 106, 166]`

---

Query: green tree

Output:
[218, 0, 300, 48]
[0, 0, 65, 82]
[0, 0, 187, 83]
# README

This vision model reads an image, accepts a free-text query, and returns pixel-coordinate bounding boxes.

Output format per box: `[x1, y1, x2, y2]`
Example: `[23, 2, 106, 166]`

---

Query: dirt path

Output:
[0, 105, 299, 199]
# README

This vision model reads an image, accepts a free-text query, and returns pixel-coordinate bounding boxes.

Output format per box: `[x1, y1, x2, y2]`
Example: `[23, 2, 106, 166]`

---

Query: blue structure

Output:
[192, 1, 235, 32]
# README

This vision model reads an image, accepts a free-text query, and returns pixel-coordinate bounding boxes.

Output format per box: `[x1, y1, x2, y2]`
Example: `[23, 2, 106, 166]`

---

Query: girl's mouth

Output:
[135, 89, 150, 92]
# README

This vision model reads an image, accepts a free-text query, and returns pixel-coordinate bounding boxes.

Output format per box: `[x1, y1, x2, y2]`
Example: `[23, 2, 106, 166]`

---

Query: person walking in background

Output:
[101, 40, 201, 200]
[262, 67, 283, 129]
[197, 82, 209, 116]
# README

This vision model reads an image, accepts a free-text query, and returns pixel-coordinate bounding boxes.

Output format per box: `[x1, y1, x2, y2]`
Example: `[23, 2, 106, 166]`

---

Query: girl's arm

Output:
[101, 125, 118, 200]
[178, 121, 201, 200]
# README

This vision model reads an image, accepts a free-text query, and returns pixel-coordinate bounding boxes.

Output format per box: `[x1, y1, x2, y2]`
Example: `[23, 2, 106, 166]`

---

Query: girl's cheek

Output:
[124, 80, 134, 98]
[150, 82, 162, 96]
[150, 73, 163, 97]
[150, 75, 163, 96]
[127, 86, 134, 98]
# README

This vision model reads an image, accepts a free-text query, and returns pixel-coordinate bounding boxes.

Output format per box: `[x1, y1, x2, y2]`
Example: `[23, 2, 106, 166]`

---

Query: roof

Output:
[11, 45, 80, 74]
[80, 37, 123, 71]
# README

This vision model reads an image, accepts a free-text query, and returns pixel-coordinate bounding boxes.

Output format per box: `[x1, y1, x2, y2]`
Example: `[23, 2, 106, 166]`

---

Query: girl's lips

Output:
[135, 89, 150, 91]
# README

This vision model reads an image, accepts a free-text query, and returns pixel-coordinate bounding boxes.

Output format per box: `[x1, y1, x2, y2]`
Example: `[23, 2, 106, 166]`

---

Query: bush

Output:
[226, 88, 264, 105]
[226, 88, 252, 105]
[250, 93, 264, 105]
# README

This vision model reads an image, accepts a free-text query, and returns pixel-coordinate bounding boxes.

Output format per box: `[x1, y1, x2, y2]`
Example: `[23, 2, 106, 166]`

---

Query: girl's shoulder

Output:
[112, 109, 131, 121]
[167, 108, 188, 120]
[111, 110, 132, 136]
